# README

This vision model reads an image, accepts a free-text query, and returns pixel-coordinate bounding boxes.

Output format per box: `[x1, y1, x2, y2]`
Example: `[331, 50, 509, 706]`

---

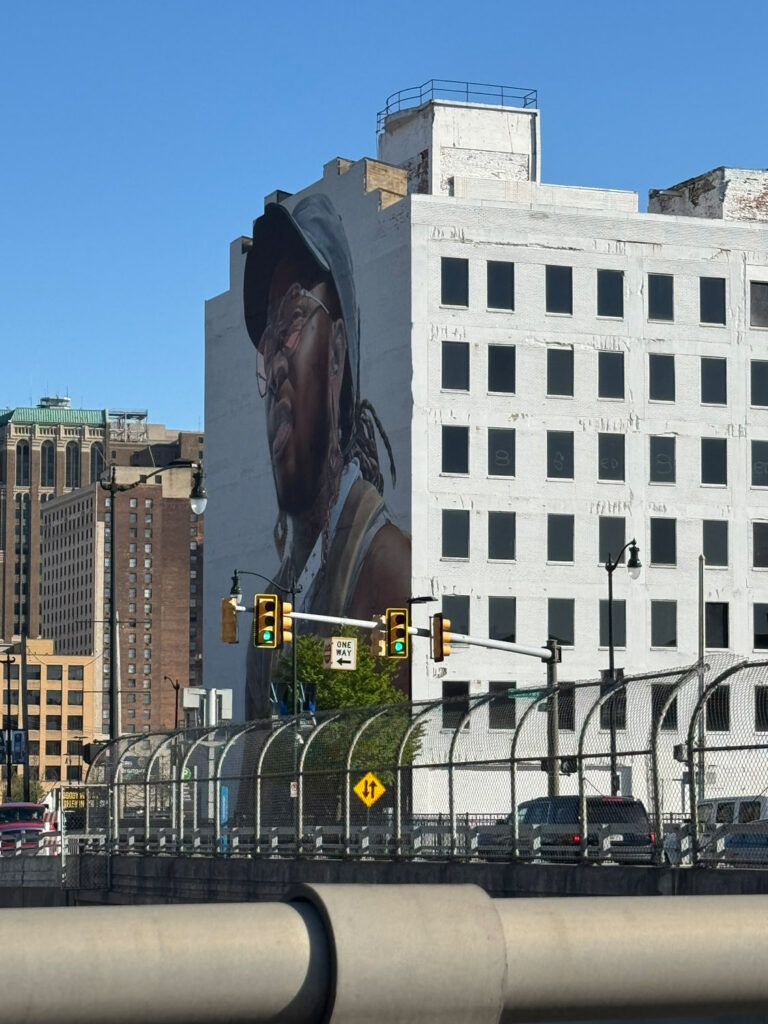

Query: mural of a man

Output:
[243, 194, 411, 718]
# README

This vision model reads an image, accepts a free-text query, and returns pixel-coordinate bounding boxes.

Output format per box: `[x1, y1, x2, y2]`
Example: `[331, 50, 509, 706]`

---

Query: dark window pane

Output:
[547, 431, 574, 479]
[751, 441, 768, 486]
[598, 351, 624, 399]
[703, 521, 728, 566]
[489, 597, 516, 643]
[597, 269, 624, 318]
[705, 602, 729, 648]
[45, 766, 61, 782]
[548, 598, 574, 646]
[599, 599, 626, 647]
[754, 603, 768, 649]
[599, 517, 626, 564]
[47, 664, 62, 681]
[756, 686, 768, 732]
[750, 281, 768, 328]
[701, 358, 727, 405]
[443, 595, 469, 635]
[558, 684, 575, 732]
[652, 683, 678, 732]
[489, 681, 516, 730]
[441, 257, 468, 306]
[650, 436, 676, 483]
[68, 665, 84, 681]
[547, 514, 574, 562]
[45, 716, 61, 730]
[546, 265, 572, 314]
[488, 428, 515, 476]
[651, 601, 677, 647]
[751, 361, 768, 406]
[442, 681, 469, 730]
[547, 348, 574, 396]
[442, 342, 469, 391]
[648, 273, 674, 321]
[488, 512, 516, 561]
[706, 685, 730, 732]
[754, 522, 768, 568]
[487, 261, 514, 310]
[442, 426, 469, 474]
[442, 510, 469, 558]
[488, 345, 515, 393]
[650, 518, 677, 565]
[649, 354, 675, 401]
[700, 277, 726, 325]
[600, 675, 626, 730]
[598, 433, 624, 481]
[701, 438, 727, 485]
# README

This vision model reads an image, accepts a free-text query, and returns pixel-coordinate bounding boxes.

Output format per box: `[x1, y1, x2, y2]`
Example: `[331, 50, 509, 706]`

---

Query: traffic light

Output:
[385, 607, 409, 659]
[220, 597, 239, 644]
[369, 615, 386, 657]
[431, 613, 452, 662]
[254, 594, 279, 648]
[281, 602, 293, 645]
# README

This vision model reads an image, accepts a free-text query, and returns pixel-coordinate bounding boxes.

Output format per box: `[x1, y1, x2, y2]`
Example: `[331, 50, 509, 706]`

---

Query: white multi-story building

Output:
[204, 82, 768, 761]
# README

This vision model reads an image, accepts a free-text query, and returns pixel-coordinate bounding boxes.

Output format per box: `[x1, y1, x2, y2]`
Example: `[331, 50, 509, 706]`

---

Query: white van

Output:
[697, 795, 768, 864]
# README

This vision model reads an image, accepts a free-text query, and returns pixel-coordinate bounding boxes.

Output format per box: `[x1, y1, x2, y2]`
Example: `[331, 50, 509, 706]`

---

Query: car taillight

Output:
[649, 831, 656, 843]
[572, 834, 581, 844]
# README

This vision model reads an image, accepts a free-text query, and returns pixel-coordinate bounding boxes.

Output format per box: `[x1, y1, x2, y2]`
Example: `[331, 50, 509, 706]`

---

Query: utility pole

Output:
[544, 639, 561, 798]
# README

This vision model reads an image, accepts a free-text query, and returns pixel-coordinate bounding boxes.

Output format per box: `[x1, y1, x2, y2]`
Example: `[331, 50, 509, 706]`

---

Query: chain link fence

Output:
[50, 654, 768, 868]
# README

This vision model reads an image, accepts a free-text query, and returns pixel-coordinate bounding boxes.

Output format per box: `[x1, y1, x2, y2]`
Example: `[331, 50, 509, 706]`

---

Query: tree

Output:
[9, 774, 44, 803]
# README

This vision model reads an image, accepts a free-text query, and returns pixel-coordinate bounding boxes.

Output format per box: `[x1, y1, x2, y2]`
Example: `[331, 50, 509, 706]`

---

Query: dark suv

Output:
[479, 796, 655, 864]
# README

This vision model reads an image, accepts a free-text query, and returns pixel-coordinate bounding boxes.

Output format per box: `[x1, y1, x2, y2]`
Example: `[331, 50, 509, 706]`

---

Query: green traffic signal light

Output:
[263, 630, 272, 642]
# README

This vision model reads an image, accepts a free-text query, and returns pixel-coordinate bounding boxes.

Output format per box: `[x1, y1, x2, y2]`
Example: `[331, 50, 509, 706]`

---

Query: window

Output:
[442, 681, 469, 730]
[46, 691, 62, 706]
[703, 521, 728, 567]
[558, 684, 575, 732]
[45, 766, 61, 782]
[488, 345, 515, 393]
[598, 351, 624, 399]
[442, 426, 469, 474]
[545, 265, 572, 314]
[650, 436, 675, 483]
[489, 597, 516, 643]
[701, 438, 727, 485]
[15, 441, 29, 487]
[65, 442, 80, 489]
[487, 428, 515, 476]
[67, 765, 82, 782]
[443, 595, 469, 635]
[547, 514, 574, 562]
[27, 715, 39, 730]
[548, 598, 574, 646]
[600, 680, 626, 731]
[487, 260, 514, 310]
[599, 517, 626, 565]
[68, 691, 84, 706]
[129, 498, 137, 508]
[648, 273, 674, 321]
[547, 348, 574, 396]
[45, 715, 62, 731]
[701, 358, 727, 405]
[649, 354, 675, 401]
[488, 512, 515, 561]
[652, 683, 678, 732]
[597, 269, 624, 318]
[750, 281, 768, 328]
[599, 600, 626, 647]
[47, 664, 62, 681]
[651, 601, 677, 648]
[706, 685, 730, 732]
[68, 665, 84, 681]
[754, 522, 768, 569]
[751, 361, 768, 406]
[442, 342, 469, 391]
[441, 257, 468, 306]
[67, 715, 83, 730]
[598, 433, 624, 482]
[700, 277, 726, 325]
[27, 691, 40, 706]
[753, 603, 768, 649]
[751, 441, 768, 486]
[45, 740, 61, 756]
[650, 518, 676, 565]
[705, 602, 729, 649]
[547, 432, 574, 479]
[442, 510, 469, 558]
[755, 687, 768, 732]
[40, 441, 55, 487]
[489, 681, 516, 730]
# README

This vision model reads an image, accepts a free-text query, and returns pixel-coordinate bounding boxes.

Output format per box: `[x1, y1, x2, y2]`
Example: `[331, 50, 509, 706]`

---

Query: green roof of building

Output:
[0, 407, 107, 427]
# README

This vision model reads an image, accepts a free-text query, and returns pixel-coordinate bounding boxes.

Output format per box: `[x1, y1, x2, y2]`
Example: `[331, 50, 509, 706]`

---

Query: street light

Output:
[99, 461, 206, 741]
[164, 676, 181, 730]
[604, 539, 641, 796]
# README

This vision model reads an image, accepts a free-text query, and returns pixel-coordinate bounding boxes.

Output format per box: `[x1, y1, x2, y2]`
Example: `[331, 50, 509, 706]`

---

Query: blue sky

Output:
[1, 1, 766, 431]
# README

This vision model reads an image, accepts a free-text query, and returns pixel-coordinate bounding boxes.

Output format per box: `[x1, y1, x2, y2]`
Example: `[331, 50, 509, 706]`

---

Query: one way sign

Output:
[323, 636, 358, 671]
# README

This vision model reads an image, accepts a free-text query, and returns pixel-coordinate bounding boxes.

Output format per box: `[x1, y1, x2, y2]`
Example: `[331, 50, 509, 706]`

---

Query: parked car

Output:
[477, 795, 655, 864]
[697, 796, 768, 864]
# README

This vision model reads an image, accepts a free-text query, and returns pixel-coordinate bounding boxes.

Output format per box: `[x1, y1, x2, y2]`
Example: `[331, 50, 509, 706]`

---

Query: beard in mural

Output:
[243, 194, 411, 719]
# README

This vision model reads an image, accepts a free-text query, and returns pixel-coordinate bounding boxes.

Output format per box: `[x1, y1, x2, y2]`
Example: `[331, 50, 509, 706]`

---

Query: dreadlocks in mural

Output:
[243, 194, 411, 719]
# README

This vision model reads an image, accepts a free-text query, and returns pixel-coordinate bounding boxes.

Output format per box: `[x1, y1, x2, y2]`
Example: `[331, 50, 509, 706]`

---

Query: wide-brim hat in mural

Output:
[243, 193, 360, 411]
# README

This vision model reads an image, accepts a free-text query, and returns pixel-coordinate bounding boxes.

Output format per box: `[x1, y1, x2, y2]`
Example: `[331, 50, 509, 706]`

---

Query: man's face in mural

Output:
[258, 258, 346, 513]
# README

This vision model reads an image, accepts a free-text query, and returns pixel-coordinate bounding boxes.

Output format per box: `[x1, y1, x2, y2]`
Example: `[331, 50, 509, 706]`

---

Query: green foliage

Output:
[9, 774, 44, 803]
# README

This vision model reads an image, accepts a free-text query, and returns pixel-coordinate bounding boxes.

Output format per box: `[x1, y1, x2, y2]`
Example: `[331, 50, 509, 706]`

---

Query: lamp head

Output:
[230, 571, 243, 604]
[190, 466, 207, 515]
[627, 540, 642, 580]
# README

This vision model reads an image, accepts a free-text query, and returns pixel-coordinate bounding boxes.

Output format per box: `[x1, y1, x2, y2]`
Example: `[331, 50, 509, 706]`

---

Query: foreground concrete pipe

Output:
[3, 887, 768, 1023]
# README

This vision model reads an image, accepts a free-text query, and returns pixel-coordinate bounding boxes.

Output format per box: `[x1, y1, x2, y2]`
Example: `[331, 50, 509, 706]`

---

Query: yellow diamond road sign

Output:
[353, 771, 386, 808]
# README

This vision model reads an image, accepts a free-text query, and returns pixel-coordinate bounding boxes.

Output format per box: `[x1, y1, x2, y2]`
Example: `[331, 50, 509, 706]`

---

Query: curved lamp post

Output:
[100, 462, 207, 740]
[604, 539, 641, 796]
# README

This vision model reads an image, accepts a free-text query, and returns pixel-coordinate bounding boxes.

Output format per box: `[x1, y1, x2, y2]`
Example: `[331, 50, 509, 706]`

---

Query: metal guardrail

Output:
[376, 79, 538, 131]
